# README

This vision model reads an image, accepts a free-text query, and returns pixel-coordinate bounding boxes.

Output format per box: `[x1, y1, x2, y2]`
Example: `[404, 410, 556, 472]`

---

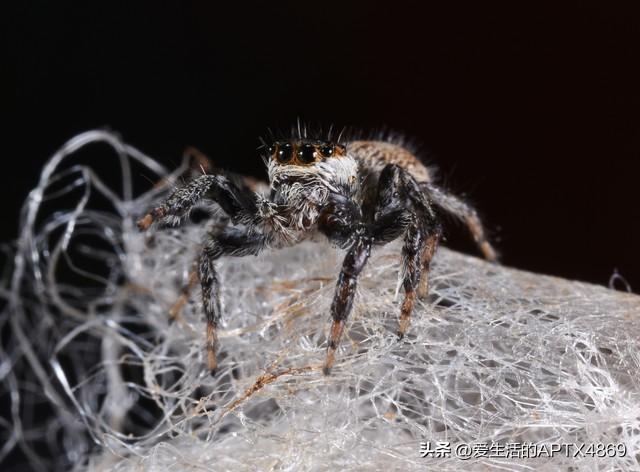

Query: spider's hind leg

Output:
[421, 183, 498, 262]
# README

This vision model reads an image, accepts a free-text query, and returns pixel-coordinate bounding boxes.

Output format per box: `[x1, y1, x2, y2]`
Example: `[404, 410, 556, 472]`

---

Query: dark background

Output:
[5, 1, 639, 290]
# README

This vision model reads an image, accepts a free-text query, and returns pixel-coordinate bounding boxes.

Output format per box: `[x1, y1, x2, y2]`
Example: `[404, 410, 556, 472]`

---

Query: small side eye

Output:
[268, 143, 278, 157]
[298, 143, 316, 164]
[278, 143, 293, 163]
[320, 144, 334, 157]
[335, 144, 347, 156]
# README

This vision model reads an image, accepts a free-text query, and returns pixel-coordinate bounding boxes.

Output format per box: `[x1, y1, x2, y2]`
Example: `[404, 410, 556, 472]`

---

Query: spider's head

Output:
[266, 140, 347, 167]
[264, 137, 358, 195]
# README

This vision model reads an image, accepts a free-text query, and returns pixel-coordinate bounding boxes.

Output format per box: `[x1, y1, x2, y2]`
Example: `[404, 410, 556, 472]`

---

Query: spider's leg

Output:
[398, 171, 442, 337]
[138, 174, 216, 230]
[169, 262, 199, 322]
[318, 192, 374, 375]
[398, 221, 426, 338]
[372, 165, 442, 338]
[421, 182, 498, 262]
[417, 233, 440, 299]
[319, 164, 438, 373]
[323, 231, 373, 375]
[138, 174, 259, 230]
[398, 218, 442, 336]
[199, 228, 268, 375]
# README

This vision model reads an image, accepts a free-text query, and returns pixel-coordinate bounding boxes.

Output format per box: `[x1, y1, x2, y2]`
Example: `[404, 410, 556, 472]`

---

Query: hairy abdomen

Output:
[347, 140, 432, 183]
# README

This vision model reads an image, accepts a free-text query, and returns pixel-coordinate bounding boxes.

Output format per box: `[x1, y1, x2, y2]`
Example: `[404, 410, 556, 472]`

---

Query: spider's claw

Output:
[397, 330, 405, 340]
[209, 367, 217, 377]
[322, 364, 332, 376]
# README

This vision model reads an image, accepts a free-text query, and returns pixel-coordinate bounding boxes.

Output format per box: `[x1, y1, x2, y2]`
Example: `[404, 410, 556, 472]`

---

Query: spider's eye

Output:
[268, 143, 278, 157]
[320, 144, 334, 157]
[298, 143, 316, 164]
[278, 143, 293, 163]
[335, 144, 347, 156]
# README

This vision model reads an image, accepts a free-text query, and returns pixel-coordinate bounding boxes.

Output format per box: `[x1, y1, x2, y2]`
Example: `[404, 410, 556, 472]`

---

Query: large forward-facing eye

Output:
[298, 143, 316, 164]
[278, 143, 293, 163]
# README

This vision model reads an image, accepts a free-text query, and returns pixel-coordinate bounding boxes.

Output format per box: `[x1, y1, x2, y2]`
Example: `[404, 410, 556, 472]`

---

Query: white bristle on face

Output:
[267, 155, 358, 194]
[263, 154, 359, 239]
[316, 155, 359, 194]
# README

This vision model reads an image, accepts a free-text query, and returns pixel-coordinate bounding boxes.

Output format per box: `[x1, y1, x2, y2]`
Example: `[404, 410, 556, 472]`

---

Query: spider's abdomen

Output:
[347, 141, 432, 183]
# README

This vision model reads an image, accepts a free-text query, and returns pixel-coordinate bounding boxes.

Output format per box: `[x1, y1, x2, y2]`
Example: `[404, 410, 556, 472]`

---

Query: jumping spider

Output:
[138, 132, 497, 375]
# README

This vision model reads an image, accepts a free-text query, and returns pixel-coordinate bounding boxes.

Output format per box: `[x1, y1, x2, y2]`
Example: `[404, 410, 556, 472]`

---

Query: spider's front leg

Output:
[137, 173, 258, 230]
[200, 228, 269, 375]
[318, 171, 404, 375]
[323, 228, 373, 375]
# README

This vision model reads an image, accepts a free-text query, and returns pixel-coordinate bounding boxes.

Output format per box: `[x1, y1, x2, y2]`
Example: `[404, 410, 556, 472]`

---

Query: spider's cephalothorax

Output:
[138, 134, 498, 375]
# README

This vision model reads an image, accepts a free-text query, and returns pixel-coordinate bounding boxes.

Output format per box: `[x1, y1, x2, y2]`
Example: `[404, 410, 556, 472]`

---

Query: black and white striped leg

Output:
[199, 228, 268, 375]
[138, 174, 259, 230]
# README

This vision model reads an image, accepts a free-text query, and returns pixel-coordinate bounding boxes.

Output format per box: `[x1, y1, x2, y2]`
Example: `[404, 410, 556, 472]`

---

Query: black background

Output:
[5, 1, 639, 290]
